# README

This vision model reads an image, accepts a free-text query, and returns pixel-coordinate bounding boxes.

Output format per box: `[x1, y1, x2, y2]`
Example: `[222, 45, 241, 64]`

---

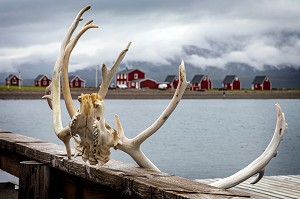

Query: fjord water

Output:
[0, 99, 299, 180]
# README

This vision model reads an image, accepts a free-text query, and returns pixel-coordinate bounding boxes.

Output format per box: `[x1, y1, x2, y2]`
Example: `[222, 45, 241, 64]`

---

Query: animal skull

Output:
[44, 5, 287, 189]
[69, 93, 120, 168]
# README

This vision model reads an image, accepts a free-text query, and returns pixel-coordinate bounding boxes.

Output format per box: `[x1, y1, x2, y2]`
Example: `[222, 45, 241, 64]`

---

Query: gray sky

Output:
[1, 0, 300, 74]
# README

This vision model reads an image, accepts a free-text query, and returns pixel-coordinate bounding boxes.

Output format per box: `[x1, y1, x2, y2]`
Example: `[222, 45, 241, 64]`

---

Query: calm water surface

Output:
[0, 99, 299, 180]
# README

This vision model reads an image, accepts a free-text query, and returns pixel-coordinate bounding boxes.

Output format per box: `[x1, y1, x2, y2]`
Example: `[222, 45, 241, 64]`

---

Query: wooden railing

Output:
[0, 131, 252, 198]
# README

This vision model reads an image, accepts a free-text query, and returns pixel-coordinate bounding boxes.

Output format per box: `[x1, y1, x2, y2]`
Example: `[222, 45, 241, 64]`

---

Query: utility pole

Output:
[7, 73, 10, 89]
[96, 65, 99, 88]
[18, 70, 21, 89]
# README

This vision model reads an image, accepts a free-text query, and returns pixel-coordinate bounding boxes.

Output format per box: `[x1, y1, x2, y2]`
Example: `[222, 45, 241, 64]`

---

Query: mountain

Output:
[1, 44, 299, 89]
[64, 61, 300, 89]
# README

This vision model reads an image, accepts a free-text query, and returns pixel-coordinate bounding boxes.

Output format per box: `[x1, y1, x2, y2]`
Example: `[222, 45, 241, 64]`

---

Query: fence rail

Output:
[0, 131, 252, 199]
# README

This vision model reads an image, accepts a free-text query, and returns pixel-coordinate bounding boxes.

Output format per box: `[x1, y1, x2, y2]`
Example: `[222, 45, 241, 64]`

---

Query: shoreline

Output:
[0, 89, 300, 99]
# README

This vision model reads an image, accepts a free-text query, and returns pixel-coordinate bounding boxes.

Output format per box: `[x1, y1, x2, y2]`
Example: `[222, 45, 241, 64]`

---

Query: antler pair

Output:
[44, 5, 287, 189]
[44, 5, 188, 170]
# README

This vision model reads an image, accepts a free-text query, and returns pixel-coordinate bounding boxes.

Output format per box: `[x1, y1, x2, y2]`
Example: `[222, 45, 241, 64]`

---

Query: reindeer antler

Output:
[98, 42, 132, 100]
[210, 103, 287, 189]
[43, 5, 97, 159]
[115, 61, 189, 171]
[62, 20, 98, 118]
[45, 6, 288, 191]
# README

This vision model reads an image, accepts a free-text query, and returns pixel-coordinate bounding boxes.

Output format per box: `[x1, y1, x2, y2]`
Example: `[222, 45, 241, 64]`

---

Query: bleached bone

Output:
[115, 61, 189, 171]
[68, 43, 132, 166]
[45, 4, 189, 169]
[62, 20, 98, 118]
[45, 5, 288, 190]
[43, 5, 97, 159]
[210, 103, 287, 189]
[44, 5, 134, 167]
[98, 42, 132, 100]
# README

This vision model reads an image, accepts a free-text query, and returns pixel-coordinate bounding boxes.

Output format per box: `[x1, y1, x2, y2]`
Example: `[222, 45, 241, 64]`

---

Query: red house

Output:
[6, 74, 22, 86]
[69, 75, 85, 88]
[130, 78, 158, 89]
[164, 75, 179, 89]
[190, 75, 212, 91]
[116, 68, 145, 89]
[34, 75, 51, 87]
[252, 76, 271, 90]
[222, 75, 241, 90]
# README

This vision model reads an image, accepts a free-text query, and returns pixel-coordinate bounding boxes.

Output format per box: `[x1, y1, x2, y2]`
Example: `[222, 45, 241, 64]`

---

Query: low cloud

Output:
[0, 0, 300, 76]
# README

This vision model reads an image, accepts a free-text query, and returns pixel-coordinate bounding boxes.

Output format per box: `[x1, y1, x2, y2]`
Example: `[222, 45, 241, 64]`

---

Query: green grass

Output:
[0, 85, 47, 91]
[0, 85, 99, 92]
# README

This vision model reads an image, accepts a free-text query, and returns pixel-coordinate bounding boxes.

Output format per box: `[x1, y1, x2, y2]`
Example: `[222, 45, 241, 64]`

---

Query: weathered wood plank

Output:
[196, 175, 300, 199]
[0, 132, 251, 198]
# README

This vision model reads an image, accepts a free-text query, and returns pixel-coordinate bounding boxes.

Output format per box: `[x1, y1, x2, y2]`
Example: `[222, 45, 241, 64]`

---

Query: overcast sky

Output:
[1, 0, 300, 75]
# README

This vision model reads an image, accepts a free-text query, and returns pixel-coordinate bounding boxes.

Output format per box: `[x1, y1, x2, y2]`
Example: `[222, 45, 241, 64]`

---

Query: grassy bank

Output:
[0, 86, 300, 99]
[0, 85, 46, 91]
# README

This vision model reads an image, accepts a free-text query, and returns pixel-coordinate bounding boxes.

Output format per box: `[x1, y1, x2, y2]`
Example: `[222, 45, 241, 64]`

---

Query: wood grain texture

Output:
[196, 175, 300, 199]
[0, 132, 252, 198]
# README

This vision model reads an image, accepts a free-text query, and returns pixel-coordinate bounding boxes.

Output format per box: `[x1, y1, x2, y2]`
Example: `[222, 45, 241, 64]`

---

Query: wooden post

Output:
[18, 160, 50, 199]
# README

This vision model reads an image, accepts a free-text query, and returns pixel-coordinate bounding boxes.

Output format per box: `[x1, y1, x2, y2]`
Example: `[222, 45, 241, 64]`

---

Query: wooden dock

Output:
[0, 131, 253, 198]
[1, 131, 299, 198]
[196, 175, 300, 199]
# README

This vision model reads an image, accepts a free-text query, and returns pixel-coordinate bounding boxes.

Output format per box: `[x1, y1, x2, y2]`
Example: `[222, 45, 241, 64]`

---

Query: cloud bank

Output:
[0, 0, 300, 75]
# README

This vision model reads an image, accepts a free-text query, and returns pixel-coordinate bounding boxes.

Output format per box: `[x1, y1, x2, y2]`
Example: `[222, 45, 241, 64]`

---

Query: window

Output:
[75, 82, 79, 87]
[131, 82, 135, 87]
[124, 74, 127, 79]
[121, 74, 123, 79]
[134, 73, 138, 79]
[43, 81, 47, 85]
[117, 74, 120, 79]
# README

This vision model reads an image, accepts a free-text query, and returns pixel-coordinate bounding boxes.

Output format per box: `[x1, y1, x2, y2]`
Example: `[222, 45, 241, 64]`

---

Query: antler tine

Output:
[50, 5, 92, 159]
[115, 61, 189, 171]
[210, 103, 287, 189]
[98, 42, 131, 100]
[42, 84, 52, 109]
[62, 22, 99, 118]
[134, 60, 189, 145]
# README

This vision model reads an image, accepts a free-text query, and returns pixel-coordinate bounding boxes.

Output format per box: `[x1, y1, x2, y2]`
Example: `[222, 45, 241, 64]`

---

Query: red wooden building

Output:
[130, 78, 158, 89]
[34, 75, 51, 87]
[5, 74, 22, 86]
[252, 76, 271, 90]
[69, 75, 85, 88]
[222, 75, 241, 90]
[164, 75, 179, 89]
[116, 69, 146, 89]
[190, 75, 212, 91]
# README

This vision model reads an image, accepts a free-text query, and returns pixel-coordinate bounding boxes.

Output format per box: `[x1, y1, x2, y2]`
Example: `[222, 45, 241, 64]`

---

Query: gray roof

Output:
[164, 75, 176, 83]
[5, 74, 22, 81]
[34, 75, 50, 81]
[190, 75, 204, 84]
[69, 75, 85, 82]
[222, 75, 237, 84]
[252, 76, 267, 84]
